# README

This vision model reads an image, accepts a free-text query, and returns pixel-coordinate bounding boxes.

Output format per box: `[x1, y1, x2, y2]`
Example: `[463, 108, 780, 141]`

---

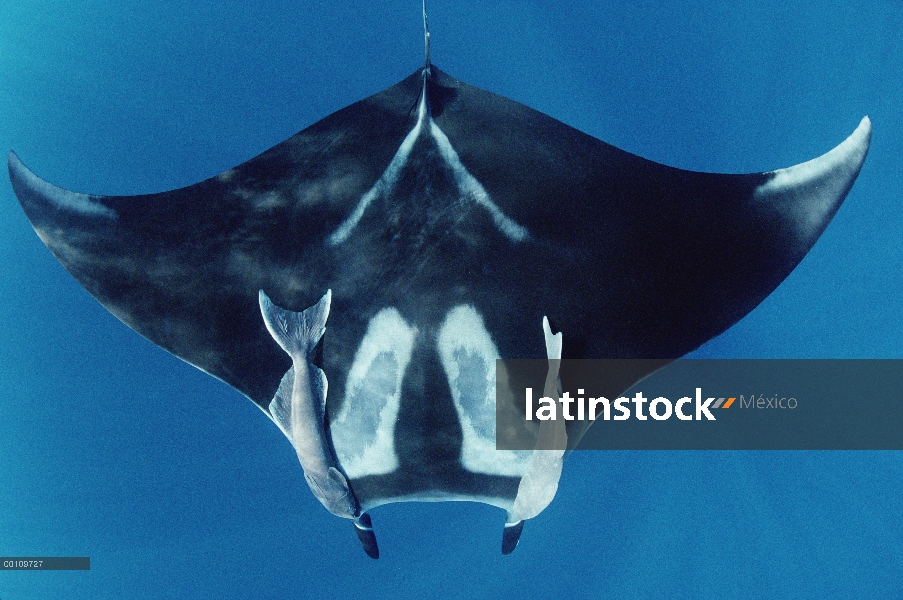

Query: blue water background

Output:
[1, 1, 902, 597]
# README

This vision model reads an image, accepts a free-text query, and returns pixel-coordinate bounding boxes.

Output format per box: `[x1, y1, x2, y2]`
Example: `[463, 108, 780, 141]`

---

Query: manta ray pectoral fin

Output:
[751, 116, 872, 258]
[502, 317, 568, 554]
[8, 150, 117, 221]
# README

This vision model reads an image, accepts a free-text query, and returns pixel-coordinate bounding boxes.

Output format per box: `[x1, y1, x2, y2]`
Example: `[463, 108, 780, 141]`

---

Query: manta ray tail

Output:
[258, 289, 331, 361]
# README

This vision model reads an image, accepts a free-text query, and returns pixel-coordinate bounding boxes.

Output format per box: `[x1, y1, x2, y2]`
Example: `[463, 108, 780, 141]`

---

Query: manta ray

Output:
[8, 11, 870, 558]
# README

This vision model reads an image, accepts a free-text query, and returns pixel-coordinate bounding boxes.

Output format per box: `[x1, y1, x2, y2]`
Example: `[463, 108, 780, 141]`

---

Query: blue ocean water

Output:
[1, 0, 901, 598]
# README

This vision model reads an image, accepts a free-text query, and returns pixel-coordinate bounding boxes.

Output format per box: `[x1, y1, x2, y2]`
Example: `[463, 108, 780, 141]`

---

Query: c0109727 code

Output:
[0, 557, 89, 570]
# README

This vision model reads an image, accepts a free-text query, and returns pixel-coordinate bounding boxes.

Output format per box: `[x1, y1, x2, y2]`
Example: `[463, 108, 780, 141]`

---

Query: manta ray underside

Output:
[9, 62, 870, 557]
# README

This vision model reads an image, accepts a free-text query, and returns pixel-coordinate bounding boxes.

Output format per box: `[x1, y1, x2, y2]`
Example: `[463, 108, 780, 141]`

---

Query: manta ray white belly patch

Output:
[437, 305, 531, 477]
[330, 308, 417, 479]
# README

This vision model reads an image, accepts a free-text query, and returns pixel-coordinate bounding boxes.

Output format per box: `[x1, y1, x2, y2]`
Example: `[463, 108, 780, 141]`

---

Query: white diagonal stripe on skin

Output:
[327, 91, 428, 245]
[427, 121, 528, 242]
[328, 78, 528, 245]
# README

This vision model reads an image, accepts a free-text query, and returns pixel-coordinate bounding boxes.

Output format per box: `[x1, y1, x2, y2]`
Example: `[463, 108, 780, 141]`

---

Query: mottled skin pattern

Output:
[9, 66, 869, 517]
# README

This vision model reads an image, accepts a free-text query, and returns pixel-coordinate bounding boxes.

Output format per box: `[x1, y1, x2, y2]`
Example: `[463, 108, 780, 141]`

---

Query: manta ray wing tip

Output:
[8, 151, 116, 221]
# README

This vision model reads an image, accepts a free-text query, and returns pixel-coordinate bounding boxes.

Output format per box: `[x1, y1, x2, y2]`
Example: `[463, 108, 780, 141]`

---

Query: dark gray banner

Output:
[495, 359, 903, 450]
[0, 557, 90, 570]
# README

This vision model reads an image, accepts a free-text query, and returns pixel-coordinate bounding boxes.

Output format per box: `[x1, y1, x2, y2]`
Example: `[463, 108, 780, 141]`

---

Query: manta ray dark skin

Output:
[8, 8, 870, 558]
